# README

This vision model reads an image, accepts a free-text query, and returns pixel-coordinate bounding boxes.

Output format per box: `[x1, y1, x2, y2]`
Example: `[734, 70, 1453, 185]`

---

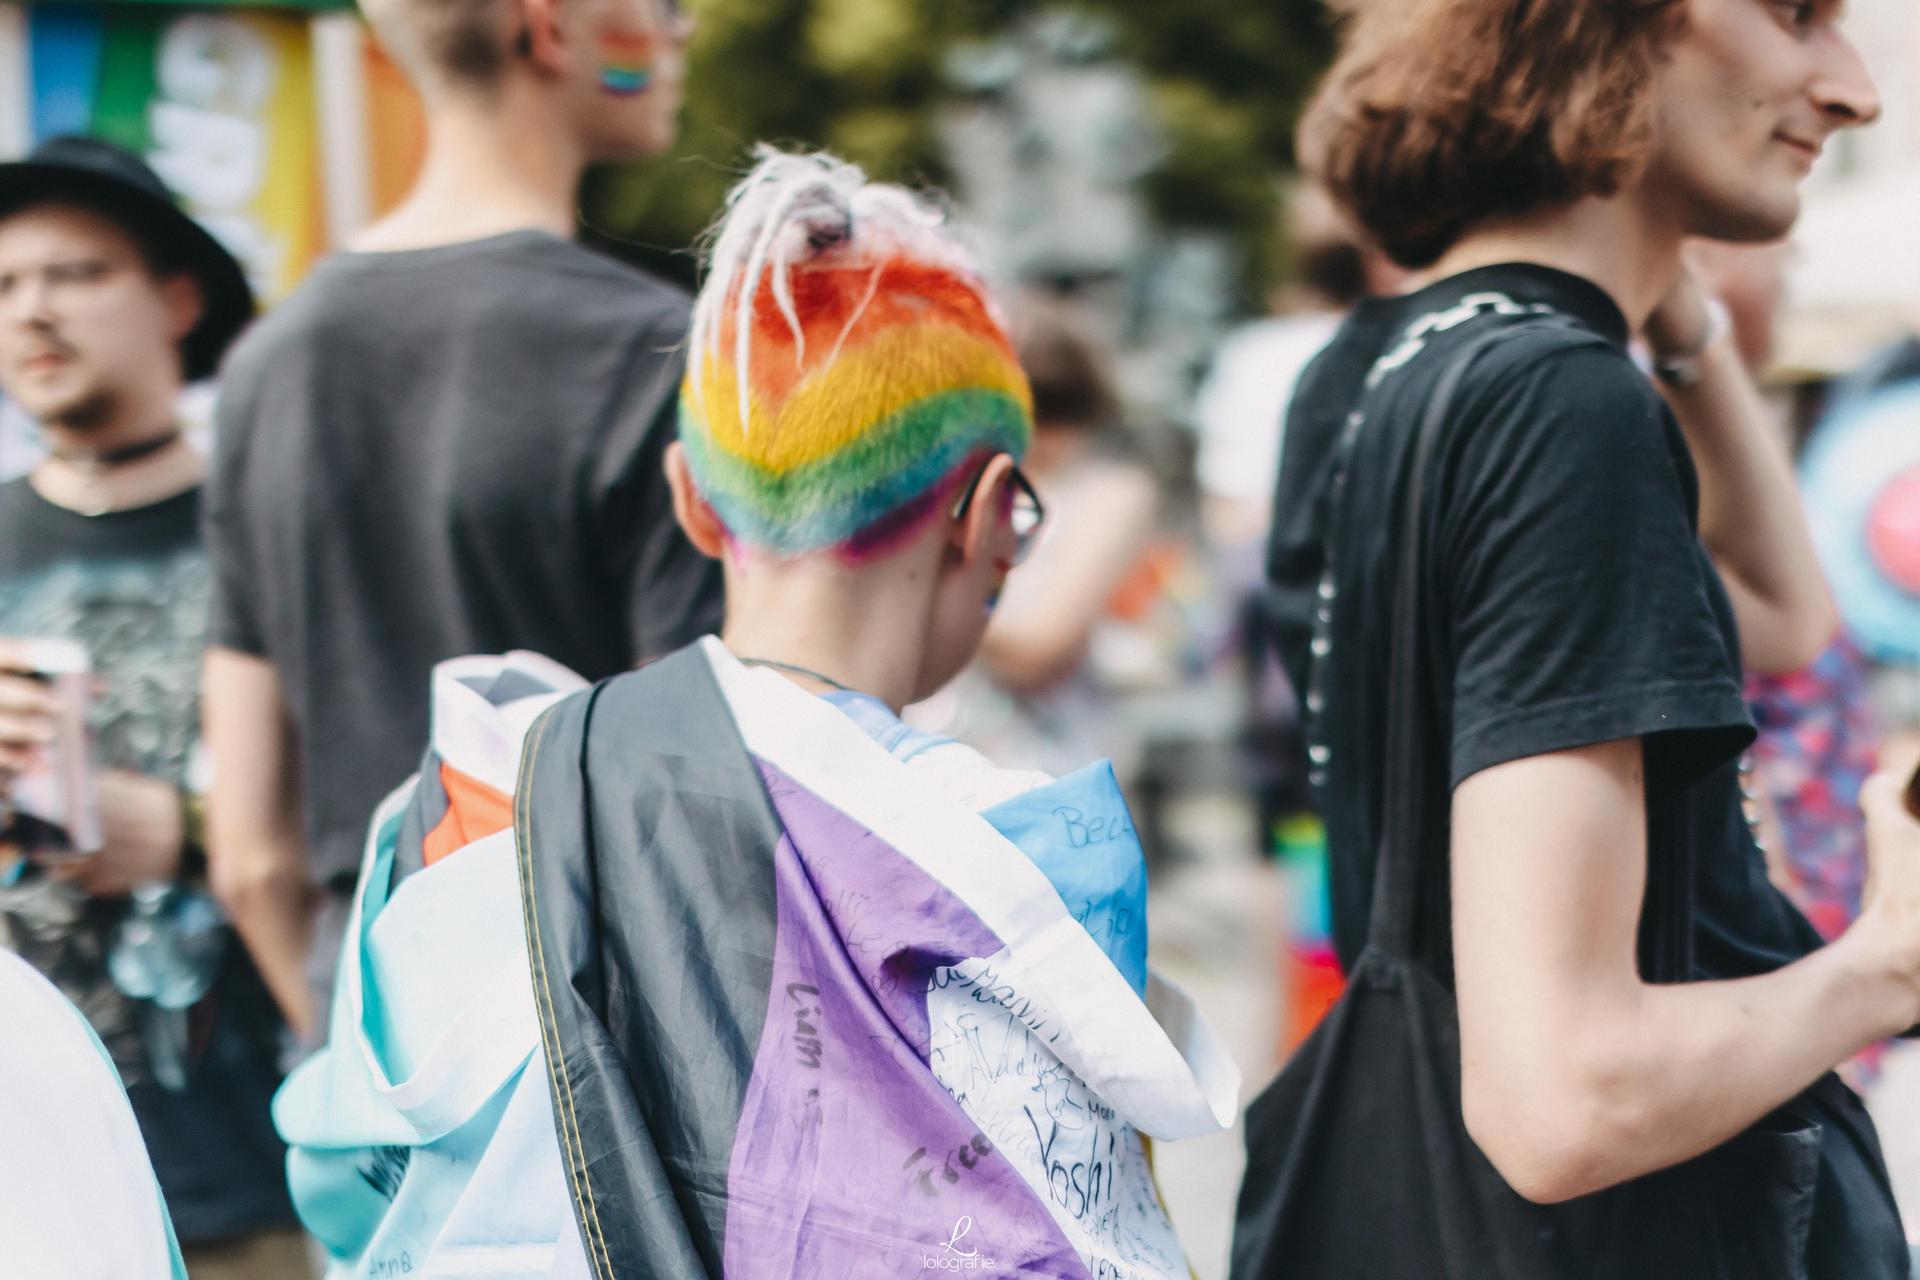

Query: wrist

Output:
[1833, 922, 1920, 1042]
[1650, 301, 1733, 390]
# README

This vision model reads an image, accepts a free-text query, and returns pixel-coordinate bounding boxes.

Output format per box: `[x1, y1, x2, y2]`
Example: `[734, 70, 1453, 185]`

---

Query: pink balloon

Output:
[1867, 466, 1920, 595]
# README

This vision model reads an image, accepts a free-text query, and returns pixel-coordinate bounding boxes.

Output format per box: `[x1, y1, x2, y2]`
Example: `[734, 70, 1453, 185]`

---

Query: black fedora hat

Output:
[0, 135, 256, 382]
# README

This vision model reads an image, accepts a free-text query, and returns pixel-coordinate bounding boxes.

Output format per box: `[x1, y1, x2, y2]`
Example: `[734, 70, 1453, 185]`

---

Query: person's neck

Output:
[721, 552, 941, 713]
[350, 88, 586, 252]
[1420, 193, 1685, 332]
[33, 408, 202, 514]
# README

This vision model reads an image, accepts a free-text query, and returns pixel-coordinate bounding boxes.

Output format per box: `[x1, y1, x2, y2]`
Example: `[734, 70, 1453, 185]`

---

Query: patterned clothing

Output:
[1746, 632, 1885, 1086]
[0, 483, 209, 1077]
[1745, 633, 1880, 944]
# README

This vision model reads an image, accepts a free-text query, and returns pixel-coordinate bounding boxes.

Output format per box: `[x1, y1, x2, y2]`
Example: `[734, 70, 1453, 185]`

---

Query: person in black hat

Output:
[0, 138, 308, 1278]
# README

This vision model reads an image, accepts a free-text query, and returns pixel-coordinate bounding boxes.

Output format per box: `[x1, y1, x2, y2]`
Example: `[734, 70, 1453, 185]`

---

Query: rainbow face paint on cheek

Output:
[597, 30, 656, 96]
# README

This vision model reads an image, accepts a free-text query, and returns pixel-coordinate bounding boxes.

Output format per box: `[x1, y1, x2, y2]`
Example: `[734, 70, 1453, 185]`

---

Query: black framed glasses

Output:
[952, 460, 1047, 566]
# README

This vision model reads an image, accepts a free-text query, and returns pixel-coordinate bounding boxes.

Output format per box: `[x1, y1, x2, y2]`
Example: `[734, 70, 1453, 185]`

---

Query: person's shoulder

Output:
[518, 237, 691, 330]
[534, 237, 683, 293]
[216, 251, 381, 392]
[1472, 315, 1639, 380]
[220, 237, 691, 411]
[1430, 320, 1684, 514]
[1446, 318, 1660, 435]
[237, 236, 689, 342]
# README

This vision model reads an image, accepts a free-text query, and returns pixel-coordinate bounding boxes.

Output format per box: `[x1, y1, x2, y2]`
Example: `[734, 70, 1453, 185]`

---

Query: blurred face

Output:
[0, 203, 194, 431]
[1643, 0, 1879, 242]
[559, 0, 689, 162]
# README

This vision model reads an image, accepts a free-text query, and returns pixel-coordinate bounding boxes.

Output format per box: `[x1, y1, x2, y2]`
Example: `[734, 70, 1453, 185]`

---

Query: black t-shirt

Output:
[1267, 264, 1824, 982]
[207, 231, 724, 885]
[0, 480, 293, 1241]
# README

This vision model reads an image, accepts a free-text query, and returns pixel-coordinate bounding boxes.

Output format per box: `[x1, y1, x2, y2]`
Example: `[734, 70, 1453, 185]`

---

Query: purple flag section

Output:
[723, 761, 1087, 1278]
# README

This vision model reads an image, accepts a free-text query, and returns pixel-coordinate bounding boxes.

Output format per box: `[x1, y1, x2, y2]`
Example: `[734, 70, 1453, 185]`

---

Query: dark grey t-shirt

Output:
[207, 231, 723, 885]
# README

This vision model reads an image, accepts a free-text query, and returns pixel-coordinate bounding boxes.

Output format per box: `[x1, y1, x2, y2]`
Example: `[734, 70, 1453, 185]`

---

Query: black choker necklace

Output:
[735, 656, 856, 694]
[51, 429, 182, 471]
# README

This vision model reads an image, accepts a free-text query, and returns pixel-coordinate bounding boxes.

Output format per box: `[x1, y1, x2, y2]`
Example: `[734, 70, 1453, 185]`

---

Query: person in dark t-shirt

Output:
[0, 139, 304, 1274]
[1246, 2, 1920, 1276]
[202, 0, 721, 1039]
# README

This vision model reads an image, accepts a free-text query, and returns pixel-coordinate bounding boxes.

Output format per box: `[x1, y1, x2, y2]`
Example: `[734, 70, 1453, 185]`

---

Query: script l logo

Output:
[942, 1216, 979, 1258]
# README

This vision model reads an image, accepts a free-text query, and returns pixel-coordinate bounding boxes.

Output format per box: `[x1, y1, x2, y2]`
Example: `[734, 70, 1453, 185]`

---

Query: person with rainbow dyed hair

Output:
[273, 148, 1236, 1280]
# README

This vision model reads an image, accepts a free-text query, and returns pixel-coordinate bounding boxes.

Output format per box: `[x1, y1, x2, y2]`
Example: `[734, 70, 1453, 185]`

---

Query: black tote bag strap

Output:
[1364, 323, 1521, 957]
[1359, 315, 1698, 982]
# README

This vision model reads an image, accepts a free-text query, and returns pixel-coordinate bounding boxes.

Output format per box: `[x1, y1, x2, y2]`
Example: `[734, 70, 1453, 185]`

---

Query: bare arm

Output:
[203, 647, 315, 1040]
[1453, 739, 1920, 1205]
[980, 464, 1158, 695]
[1647, 274, 1837, 673]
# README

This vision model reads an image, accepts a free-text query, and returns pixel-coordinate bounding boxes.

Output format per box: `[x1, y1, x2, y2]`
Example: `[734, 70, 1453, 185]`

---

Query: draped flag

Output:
[519, 639, 1238, 1278]
[276, 639, 1236, 1278]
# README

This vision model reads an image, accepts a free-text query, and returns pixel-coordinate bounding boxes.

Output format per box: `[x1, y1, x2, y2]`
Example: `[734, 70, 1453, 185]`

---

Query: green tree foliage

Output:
[583, 0, 1333, 292]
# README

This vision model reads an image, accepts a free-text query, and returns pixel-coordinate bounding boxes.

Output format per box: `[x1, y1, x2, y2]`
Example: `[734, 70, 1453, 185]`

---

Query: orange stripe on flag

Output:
[422, 762, 513, 867]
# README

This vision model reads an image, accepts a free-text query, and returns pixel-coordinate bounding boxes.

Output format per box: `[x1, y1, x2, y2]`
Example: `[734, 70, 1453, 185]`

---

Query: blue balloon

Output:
[1802, 378, 1920, 664]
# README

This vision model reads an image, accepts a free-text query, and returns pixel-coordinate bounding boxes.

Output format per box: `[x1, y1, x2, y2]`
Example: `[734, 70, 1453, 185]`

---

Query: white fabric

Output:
[430, 652, 588, 794]
[0, 949, 183, 1280]
[1192, 312, 1343, 504]
[705, 637, 1239, 1140]
[274, 653, 584, 1279]
[858, 711, 1194, 1274]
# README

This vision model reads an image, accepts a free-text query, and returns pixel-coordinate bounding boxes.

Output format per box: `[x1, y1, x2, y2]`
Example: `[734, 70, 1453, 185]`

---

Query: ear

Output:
[160, 274, 205, 347]
[518, 0, 570, 73]
[665, 442, 728, 560]
[953, 452, 1017, 569]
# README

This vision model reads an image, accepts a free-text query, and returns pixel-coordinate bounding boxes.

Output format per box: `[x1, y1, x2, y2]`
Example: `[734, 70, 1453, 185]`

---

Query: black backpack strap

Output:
[1352, 315, 1697, 985]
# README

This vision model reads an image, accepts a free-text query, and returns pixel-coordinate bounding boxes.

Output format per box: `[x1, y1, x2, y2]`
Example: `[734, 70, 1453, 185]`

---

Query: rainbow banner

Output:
[26, 4, 323, 300]
[19, 2, 424, 303]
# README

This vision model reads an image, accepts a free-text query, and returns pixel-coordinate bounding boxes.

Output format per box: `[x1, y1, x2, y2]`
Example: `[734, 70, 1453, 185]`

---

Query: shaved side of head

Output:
[361, 0, 512, 93]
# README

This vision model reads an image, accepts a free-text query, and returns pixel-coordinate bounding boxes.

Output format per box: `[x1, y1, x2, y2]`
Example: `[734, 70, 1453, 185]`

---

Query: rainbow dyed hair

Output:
[679, 149, 1034, 559]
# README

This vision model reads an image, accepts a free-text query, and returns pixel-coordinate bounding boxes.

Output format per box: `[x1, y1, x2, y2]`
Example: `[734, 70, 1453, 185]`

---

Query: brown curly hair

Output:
[1299, 0, 1691, 268]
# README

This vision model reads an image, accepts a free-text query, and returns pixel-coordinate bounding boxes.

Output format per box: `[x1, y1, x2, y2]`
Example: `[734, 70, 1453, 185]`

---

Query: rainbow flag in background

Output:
[24, 3, 323, 301]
